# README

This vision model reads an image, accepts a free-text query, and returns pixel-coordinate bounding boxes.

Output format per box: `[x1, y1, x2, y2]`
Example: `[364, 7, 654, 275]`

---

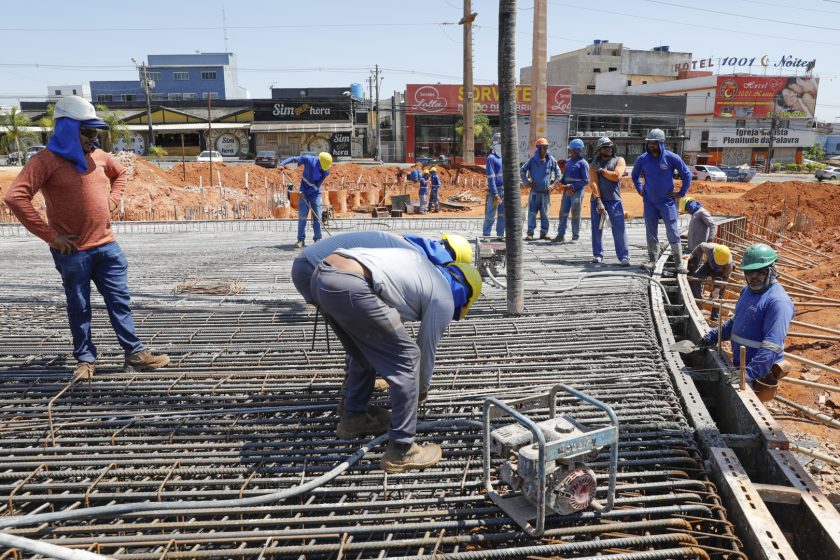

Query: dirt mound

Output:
[740, 181, 839, 228]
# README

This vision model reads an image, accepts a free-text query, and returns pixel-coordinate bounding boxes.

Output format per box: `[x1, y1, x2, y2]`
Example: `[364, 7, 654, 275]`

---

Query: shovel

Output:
[669, 340, 699, 354]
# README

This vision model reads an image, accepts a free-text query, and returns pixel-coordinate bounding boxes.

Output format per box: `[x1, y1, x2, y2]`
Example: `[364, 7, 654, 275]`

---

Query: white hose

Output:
[0, 532, 112, 560]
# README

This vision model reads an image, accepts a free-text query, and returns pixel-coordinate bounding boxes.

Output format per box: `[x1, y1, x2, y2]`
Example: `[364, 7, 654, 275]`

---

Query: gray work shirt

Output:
[334, 247, 454, 392]
[688, 207, 717, 253]
[301, 231, 415, 266]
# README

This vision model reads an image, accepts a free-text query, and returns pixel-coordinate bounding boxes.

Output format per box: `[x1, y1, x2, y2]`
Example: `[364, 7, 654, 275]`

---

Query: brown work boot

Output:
[124, 351, 170, 372]
[380, 441, 442, 473]
[374, 378, 389, 392]
[336, 408, 391, 439]
[73, 362, 95, 379]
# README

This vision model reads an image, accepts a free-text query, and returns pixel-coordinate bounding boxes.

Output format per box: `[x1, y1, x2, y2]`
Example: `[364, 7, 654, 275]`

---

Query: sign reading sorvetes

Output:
[406, 84, 572, 116]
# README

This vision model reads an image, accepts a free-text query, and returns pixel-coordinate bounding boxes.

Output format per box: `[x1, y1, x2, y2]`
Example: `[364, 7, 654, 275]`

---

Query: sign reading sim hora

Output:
[406, 84, 572, 116]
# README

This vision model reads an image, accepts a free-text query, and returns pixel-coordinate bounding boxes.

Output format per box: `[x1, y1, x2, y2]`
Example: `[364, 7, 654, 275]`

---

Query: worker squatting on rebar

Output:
[2, 96, 170, 380]
[687, 242, 734, 321]
[280, 151, 332, 248]
[291, 231, 479, 472]
[681, 196, 717, 254]
[700, 244, 795, 398]
[632, 128, 693, 274]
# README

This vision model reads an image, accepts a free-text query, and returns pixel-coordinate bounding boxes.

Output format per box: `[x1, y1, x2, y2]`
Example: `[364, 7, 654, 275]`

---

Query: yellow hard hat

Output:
[318, 152, 333, 170]
[679, 196, 695, 214]
[713, 244, 732, 266]
[422, 168, 430, 175]
[441, 233, 473, 264]
[448, 262, 482, 320]
[430, 167, 437, 173]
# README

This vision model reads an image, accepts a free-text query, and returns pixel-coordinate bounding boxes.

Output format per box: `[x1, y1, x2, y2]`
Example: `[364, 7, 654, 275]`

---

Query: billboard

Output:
[253, 100, 350, 122]
[406, 84, 572, 116]
[708, 128, 815, 148]
[714, 76, 818, 119]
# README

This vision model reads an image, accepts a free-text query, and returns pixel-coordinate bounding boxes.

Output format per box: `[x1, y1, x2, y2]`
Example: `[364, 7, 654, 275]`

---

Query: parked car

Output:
[815, 166, 840, 181]
[718, 165, 758, 183]
[26, 145, 45, 157]
[5, 145, 46, 165]
[5, 151, 22, 165]
[691, 164, 727, 182]
[254, 150, 279, 168]
[196, 150, 223, 162]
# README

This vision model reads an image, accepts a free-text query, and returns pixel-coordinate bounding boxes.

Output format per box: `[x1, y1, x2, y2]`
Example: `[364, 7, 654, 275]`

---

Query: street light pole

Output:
[133, 58, 155, 150]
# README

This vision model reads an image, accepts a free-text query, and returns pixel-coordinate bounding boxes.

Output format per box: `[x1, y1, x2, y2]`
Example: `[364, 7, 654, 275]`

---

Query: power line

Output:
[0, 22, 459, 32]
[643, 0, 840, 32]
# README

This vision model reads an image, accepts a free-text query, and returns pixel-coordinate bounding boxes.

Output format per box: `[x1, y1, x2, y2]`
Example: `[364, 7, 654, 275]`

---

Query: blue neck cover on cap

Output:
[47, 118, 88, 173]
[403, 234, 454, 266]
[436, 265, 468, 320]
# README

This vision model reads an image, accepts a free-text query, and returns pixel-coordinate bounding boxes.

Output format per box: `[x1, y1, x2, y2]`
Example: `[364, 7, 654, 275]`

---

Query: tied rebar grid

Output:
[0, 222, 743, 559]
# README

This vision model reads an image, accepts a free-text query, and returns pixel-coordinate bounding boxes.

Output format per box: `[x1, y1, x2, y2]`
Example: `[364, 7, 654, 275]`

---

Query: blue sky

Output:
[1, 0, 838, 120]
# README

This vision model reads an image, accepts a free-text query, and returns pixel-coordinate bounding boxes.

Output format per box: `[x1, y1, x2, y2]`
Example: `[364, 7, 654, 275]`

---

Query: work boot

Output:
[591, 256, 603, 264]
[671, 243, 688, 274]
[374, 378, 389, 392]
[643, 240, 660, 271]
[524, 234, 534, 241]
[336, 409, 391, 439]
[380, 441, 443, 473]
[294, 240, 305, 249]
[620, 258, 630, 267]
[552, 234, 565, 243]
[124, 351, 170, 372]
[539, 233, 550, 240]
[571, 236, 579, 242]
[73, 361, 95, 379]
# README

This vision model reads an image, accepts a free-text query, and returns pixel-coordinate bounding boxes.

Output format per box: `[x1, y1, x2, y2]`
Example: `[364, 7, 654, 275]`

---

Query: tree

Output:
[38, 103, 55, 140]
[804, 141, 826, 162]
[455, 113, 494, 155]
[95, 104, 131, 153]
[0, 107, 37, 163]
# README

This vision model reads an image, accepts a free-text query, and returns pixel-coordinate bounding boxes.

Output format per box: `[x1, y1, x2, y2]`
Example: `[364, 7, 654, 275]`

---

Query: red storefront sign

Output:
[714, 76, 818, 119]
[406, 84, 572, 116]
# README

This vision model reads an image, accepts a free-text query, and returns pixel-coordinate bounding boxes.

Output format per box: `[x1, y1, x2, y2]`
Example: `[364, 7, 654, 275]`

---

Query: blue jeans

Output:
[482, 194, 505, 237]
[558, 189, 584, 239]
[526, 191, 550, 236]
[298, 191, 323, 242]
[643, 197, 680, 244]
[418, 191, 428, 213]
[50, 242, 144, 363]
[591, 199, 629, 261]
[428, 189, 440, 212]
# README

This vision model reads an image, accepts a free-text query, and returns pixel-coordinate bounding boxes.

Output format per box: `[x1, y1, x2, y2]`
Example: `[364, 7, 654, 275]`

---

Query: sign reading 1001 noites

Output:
[714, 76, 818, 119]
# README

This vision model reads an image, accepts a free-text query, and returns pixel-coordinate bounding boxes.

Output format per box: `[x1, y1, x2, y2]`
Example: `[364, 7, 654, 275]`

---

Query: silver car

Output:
[815, 166, 840, 181]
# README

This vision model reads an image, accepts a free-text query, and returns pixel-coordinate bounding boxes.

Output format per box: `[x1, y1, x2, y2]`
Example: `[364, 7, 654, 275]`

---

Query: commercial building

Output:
[47, 84, 90, 101]
[815, 121, 840, 156]
[617, 74, 818, 166]
[90, 53, 247, 103]
[521, 42, 691, 94]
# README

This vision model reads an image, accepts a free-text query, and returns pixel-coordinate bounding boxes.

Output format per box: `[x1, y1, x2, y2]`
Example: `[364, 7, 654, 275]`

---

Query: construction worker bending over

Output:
[631, 129, 692, 273]
[682, 197, 717, 254]
[483, 133, 505, 238]
[554, 138, 589, 243]
[589, 137, 629, 266]
[418, 169, 430, 214]
[688, 243, 733, 321]
[427, 167, 442, 213]
[304, 247, 481, 473]
[4, 96, 169, 379]
[520, 137, 561, 240]
[700, 244, 794, 388]
[280, 152, 332, 248]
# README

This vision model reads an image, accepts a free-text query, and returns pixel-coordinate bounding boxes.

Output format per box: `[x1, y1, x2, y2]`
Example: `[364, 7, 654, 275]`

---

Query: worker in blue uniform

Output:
[589, 137, 629, 265]
[520, 137, 561, 240]
[554, 138, 589, 243]
[281, 152, 332, 248]
[427, 167, 442, 213]
[418, 169, 430, 214]
[631, 129, 692, 273]
[483, 133, 504, 238]
[700, 244, 795, 388]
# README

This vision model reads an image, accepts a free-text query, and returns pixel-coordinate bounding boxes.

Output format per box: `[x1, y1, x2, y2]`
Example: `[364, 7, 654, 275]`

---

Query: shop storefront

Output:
[251, 99, 354, 159]
[704, 128, 815, 166]
[405, 84, 572, 163]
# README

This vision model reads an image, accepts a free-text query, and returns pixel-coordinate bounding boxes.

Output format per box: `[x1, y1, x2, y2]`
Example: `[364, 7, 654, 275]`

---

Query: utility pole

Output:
[371, 65, 383, 161]
[528, 0, 547, 150]
[765, 116, 779, 173]
[208, 94, 213, 208]
[460, 2, 477, 164]
[499, 0, 523, 314]
[133, 59, 155, 150]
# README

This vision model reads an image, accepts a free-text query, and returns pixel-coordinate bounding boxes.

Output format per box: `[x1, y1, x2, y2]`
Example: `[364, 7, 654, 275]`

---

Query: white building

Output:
[47, 85, 90, 100]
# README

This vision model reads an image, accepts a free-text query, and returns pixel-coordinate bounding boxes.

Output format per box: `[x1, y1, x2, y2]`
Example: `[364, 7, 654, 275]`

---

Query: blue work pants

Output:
[557, 189, 584, 239]
[482, 194, 505, 237]
[526, 191, 551, 236]
[298, 191, 323, 242]
[643, 197, 680, 244]
[590, 199, 629, 261]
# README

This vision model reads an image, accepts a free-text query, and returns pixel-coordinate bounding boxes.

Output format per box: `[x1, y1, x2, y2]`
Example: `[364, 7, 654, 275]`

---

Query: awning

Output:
[125, 123, 250, 132]
[250, 122, 352, 133]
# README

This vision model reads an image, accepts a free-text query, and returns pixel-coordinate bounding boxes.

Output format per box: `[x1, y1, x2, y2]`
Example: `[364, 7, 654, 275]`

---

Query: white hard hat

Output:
[54, 96, 107, 127]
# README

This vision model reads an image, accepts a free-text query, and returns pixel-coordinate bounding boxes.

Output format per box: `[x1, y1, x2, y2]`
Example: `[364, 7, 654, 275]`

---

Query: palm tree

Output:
[0, 107, 37, 164]
[95, 104, 131, 152]
[38, 103, 56, 141]
[498, 0, 523, 313]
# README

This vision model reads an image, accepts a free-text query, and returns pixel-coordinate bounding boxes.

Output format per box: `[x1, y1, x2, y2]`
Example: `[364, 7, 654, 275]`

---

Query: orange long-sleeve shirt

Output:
[4, 149, 126, 250]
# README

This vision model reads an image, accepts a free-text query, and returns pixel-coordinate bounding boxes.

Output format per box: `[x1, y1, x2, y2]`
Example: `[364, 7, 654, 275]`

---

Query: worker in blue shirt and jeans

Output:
[483, 133, 504, 238]
[281, 152, 332, 248]
[554, 138, 589, 243]
[520, 137, 561, 240]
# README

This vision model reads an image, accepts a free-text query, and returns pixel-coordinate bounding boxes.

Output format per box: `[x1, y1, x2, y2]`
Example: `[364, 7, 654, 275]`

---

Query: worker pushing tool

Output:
[588, 137, 629, 266]
[427, 167, 442, 213]
[483, 132, 505, 238]
[631, 129, 692, 273]
[688, 242, 733, 321]
[554, 138, 589, 243]
[520, 137, 561, 241]
[280, 152, 332, 248]
[700, 244, 794, 390]
[301, 245, 482, 473]
[681, 197, 717, 254]
[3, 96, 170, 379]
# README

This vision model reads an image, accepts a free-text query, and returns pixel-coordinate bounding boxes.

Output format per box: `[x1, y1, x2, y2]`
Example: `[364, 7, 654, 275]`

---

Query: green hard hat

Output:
[741, 243, 778, 271]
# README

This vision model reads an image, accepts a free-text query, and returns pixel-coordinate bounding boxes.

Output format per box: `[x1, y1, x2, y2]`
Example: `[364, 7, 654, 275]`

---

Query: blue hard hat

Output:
[568, 138, 585, 150]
